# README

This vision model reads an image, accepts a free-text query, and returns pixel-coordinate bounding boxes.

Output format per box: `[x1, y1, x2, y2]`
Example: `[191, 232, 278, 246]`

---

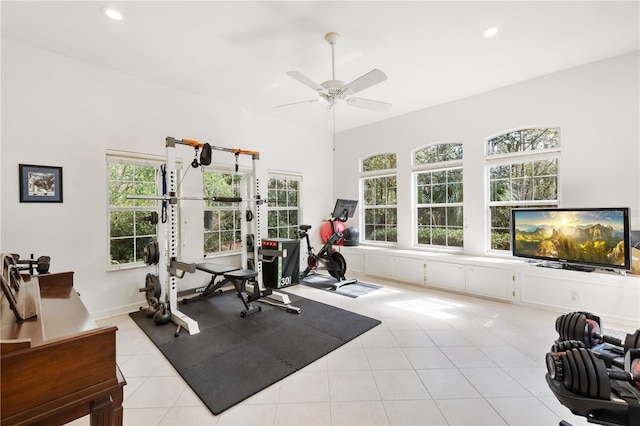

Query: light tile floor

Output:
[69, 272, 638, 425]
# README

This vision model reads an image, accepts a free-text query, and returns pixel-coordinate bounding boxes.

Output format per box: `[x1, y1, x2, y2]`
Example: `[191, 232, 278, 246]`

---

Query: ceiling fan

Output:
[277, 32, 391, 112]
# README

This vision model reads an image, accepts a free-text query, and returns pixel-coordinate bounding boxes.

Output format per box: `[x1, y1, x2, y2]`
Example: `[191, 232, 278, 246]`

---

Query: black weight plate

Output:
[143, 244, 152, 265]
[553, 340, 585, 352]
[144, 241, 159, 265]
[561, 352, 572, 392]
[561, 312, 578, 340]
[151, 242, 159, 265]
[564, 350, 580, 393]
[577, 348, 598, 398]
[593, 356, 611, 400]
[571, 348, 589, 396]
[555, 315, 564, 335]
[573, 314, 588, 346]
[564, 312, 580, 341]
[144, 273, 161, 302]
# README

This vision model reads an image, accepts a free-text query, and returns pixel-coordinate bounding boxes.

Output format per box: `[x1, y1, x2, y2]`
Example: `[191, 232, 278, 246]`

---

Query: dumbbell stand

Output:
[547, 373, 640, 426]
[591, 343, 625, 369]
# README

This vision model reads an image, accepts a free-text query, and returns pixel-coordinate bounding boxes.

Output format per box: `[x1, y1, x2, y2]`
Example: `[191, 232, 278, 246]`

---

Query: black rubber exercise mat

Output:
[129, 291, 381, 415]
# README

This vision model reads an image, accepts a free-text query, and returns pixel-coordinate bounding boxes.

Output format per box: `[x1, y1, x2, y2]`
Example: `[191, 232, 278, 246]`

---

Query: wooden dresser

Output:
[1, 271, 125, 426]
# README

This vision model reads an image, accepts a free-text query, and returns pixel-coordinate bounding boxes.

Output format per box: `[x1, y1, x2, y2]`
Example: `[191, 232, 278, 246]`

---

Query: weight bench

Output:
[183, 263, 263, 318]
[181, 262, 240, 304]
[223, 269, 262, 317]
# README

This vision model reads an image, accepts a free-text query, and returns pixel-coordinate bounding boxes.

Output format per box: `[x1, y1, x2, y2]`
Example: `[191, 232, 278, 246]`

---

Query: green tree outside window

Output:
[414, 143, 463, 248]
[108, 159, 158, 265]
[361, 153, 397, 243]
[267, 175, 301, 239]
[487, 128, 560, 251]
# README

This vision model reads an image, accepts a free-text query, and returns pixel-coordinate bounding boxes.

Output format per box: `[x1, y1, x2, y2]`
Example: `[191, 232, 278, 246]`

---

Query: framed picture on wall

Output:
[19, 164, 63, 203]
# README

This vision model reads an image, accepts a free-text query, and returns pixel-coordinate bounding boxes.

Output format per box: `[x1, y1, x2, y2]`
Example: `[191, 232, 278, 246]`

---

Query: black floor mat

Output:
[129, 291, 381, 415]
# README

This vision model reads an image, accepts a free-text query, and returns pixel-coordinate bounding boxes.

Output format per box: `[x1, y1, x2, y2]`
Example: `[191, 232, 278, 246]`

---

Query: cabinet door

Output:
[364, 253, 392, 278]
[393, 257, 426, 285]
[340, 250, 363, 273]
[425, 261, 465, 292]
[465, 265, 513, 301]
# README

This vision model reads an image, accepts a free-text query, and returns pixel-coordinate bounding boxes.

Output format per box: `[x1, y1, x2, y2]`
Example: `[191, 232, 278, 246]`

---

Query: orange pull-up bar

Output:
[166, 136, 260, 159]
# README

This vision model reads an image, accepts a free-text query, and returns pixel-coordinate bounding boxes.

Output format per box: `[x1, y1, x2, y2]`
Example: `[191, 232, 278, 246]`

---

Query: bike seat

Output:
[299, 225, 312, 231]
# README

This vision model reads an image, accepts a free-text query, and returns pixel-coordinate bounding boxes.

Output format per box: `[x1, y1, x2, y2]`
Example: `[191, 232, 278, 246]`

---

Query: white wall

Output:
[1, 40, 334, 318]
[334, 51, 640, 255]
[3, 41, 638, 319]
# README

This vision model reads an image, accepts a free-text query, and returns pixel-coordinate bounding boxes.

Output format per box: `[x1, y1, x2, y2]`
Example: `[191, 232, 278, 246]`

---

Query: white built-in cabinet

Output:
[361, 253, 425, 285]
[465, 265, 514, 301]
[394, 257, 426, 285]
[425, 261, 465, 292]
[339, 246, 640, 326]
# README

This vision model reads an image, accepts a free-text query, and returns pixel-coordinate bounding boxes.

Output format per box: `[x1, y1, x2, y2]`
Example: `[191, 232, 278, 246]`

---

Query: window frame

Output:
[202, 165, 244, 257]
[360, 153, 398, 245]
[485, 127, 561, 253]
[106, 151, 164, 270]
[412, 143, 464, 250]
[266, 172, 302, 240]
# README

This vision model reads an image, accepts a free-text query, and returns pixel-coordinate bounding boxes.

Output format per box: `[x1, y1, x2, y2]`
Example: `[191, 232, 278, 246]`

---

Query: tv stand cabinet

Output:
[340, 246, 640, 326]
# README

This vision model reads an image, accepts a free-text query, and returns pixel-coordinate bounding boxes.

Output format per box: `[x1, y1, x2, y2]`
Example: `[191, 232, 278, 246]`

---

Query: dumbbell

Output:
[546, 347, 640, 400]
[551, 339, 586, 352]
[555, 311, 640, 352]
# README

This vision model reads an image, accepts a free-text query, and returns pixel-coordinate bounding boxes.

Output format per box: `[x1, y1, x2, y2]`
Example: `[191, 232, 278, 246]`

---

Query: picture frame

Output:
[19, 164, 63, 203]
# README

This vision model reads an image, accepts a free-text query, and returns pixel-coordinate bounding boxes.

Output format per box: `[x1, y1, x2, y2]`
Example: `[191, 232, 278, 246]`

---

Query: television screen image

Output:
[511, 208, 630, 271]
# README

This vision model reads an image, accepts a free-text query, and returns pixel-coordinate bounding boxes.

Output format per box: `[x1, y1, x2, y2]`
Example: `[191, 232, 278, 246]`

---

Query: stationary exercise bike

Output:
[298, 199, 358, 290]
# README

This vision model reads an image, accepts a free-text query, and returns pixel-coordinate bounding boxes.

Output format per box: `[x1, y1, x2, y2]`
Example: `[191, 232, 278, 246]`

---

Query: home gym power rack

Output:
[129, 136, 299, 336]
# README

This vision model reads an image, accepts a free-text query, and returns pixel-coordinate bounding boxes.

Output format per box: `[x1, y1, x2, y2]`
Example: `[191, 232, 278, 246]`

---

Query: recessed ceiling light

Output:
[100, 6, 123, 21]
[483, 27, 499, 38]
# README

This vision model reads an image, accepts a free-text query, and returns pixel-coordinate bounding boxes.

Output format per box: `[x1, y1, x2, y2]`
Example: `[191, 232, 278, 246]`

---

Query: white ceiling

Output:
[2, 1, 638, 133]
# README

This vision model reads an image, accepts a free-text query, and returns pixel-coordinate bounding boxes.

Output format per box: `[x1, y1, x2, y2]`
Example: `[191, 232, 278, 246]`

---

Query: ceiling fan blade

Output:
[346, 97, 392, 112]
[275, 98, 321, 108]
[286, 71, 325, 92]
[342, 69, 387, 95]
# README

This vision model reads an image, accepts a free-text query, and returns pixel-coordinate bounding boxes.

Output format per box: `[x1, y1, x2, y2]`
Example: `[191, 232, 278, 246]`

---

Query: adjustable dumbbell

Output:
[546, 347, 640, 400]
[551, 339, 586, 352]
[555, 311, 640, 352]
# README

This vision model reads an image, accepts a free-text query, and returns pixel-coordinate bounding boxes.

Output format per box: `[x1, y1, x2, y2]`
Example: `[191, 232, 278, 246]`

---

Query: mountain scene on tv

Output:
[513, 210, 626, 266]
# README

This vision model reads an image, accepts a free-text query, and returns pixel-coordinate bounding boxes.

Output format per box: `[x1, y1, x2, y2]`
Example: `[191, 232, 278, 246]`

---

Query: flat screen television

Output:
[511, 207, 630, 272]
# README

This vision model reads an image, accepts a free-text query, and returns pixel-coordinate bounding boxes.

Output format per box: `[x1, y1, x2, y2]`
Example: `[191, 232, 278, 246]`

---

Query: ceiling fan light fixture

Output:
[279, 32, 391, 114]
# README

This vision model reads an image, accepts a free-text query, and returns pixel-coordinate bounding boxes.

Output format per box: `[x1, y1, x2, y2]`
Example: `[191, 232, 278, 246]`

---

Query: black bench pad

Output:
[224, 269, 258, 280]
[196, 262, 240, 275]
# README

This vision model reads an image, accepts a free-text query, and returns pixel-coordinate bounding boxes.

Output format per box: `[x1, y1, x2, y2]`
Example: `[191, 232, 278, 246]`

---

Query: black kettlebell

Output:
[153, 302, 171, 325]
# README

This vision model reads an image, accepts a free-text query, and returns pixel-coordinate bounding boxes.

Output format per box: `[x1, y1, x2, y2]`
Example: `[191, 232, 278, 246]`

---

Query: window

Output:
[267, 173, 301, 239]
[414, 143, 463, 248]
[203, 171, 242, 255]
[361, 153, 397, 243]
[487, 128, 560, 251]
[107, 155, 160, 266]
